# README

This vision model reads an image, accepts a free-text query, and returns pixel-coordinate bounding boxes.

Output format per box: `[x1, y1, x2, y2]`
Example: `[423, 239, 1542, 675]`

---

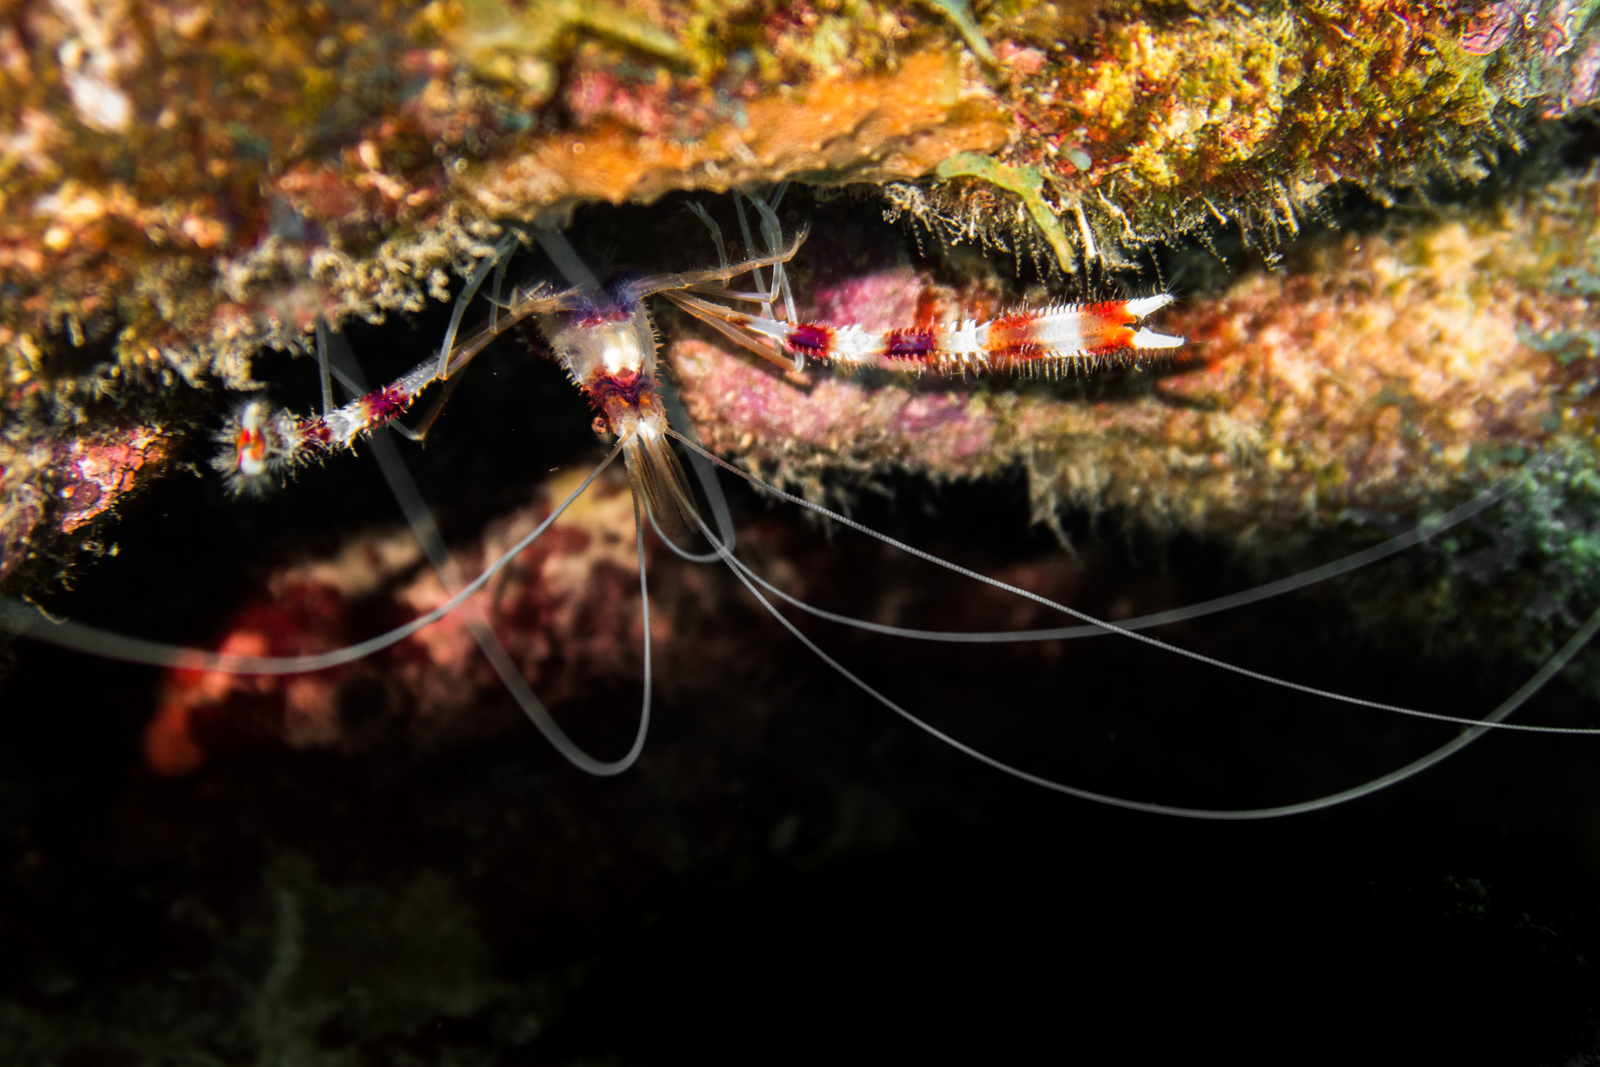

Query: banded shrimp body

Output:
[7, 190, 1600, 816]
[4, 192, 1600, 1059]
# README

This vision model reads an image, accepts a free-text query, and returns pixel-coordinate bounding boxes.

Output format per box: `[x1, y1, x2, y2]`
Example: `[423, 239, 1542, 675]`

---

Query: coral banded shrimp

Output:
[2, 191, 1598, 822]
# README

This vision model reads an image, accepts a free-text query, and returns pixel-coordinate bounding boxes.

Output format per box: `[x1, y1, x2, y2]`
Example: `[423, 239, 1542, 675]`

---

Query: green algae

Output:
[457, 0, 688, 82]
[918, 0, 996, 65]
[1343, 436, 1600, 697]
[935, 151, 1080, 271]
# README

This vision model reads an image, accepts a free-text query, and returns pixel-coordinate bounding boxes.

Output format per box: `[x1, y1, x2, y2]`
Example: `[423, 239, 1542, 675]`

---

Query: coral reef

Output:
[7, 5, 1600, 1060]
[675, 176, 1600, 537]
[8, 0, 1592, 402]
[0, 0, 1005, 408]
[0, 0, 1016, 582]
[7, 368, 1600, 1059]
[1, 0, 1598, 647]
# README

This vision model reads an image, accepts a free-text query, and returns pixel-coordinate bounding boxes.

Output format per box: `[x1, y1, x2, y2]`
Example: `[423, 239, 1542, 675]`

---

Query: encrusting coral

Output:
[0, 0, 1597, 597]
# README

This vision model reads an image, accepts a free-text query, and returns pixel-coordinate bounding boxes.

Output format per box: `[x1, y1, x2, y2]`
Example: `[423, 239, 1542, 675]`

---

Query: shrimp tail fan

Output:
[622, 430, 699, 533]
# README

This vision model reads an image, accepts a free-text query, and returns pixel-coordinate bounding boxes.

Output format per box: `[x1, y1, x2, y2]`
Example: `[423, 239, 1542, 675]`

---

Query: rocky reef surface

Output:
[2, 0, 1599, 586]
[3, 1, 1600, 1062]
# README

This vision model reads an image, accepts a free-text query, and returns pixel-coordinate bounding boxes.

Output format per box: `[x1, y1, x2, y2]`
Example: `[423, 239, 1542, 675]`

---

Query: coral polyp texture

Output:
[1, 0, 1598, 584]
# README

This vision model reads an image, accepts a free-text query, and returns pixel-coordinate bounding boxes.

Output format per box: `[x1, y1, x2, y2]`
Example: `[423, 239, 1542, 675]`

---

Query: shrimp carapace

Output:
[541, 277, 698, 531]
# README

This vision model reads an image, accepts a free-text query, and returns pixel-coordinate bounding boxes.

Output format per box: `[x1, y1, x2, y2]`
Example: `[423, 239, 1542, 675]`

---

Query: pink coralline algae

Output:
[678, 334, 1001, 473]
[52, 426, 170, 534]
[0, 419, 171, 582]
[672, 258, 1004, 481]
[1460, 0, 1600, 115]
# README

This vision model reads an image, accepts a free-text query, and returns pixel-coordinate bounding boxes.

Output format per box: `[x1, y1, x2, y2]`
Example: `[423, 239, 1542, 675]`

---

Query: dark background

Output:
[3, 188, 1599, 1065]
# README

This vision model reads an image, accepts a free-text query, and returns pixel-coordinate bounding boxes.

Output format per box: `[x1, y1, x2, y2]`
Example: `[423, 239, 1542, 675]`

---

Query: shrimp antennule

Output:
[621, 422, 700, 534]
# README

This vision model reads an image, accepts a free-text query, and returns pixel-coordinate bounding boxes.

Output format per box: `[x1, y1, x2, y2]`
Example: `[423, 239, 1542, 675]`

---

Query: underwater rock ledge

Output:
[0, 0, 1597, 591]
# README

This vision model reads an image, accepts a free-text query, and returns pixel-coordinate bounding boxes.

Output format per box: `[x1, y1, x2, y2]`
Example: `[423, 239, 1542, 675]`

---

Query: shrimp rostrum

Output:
[5, 191, 1599, 817]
